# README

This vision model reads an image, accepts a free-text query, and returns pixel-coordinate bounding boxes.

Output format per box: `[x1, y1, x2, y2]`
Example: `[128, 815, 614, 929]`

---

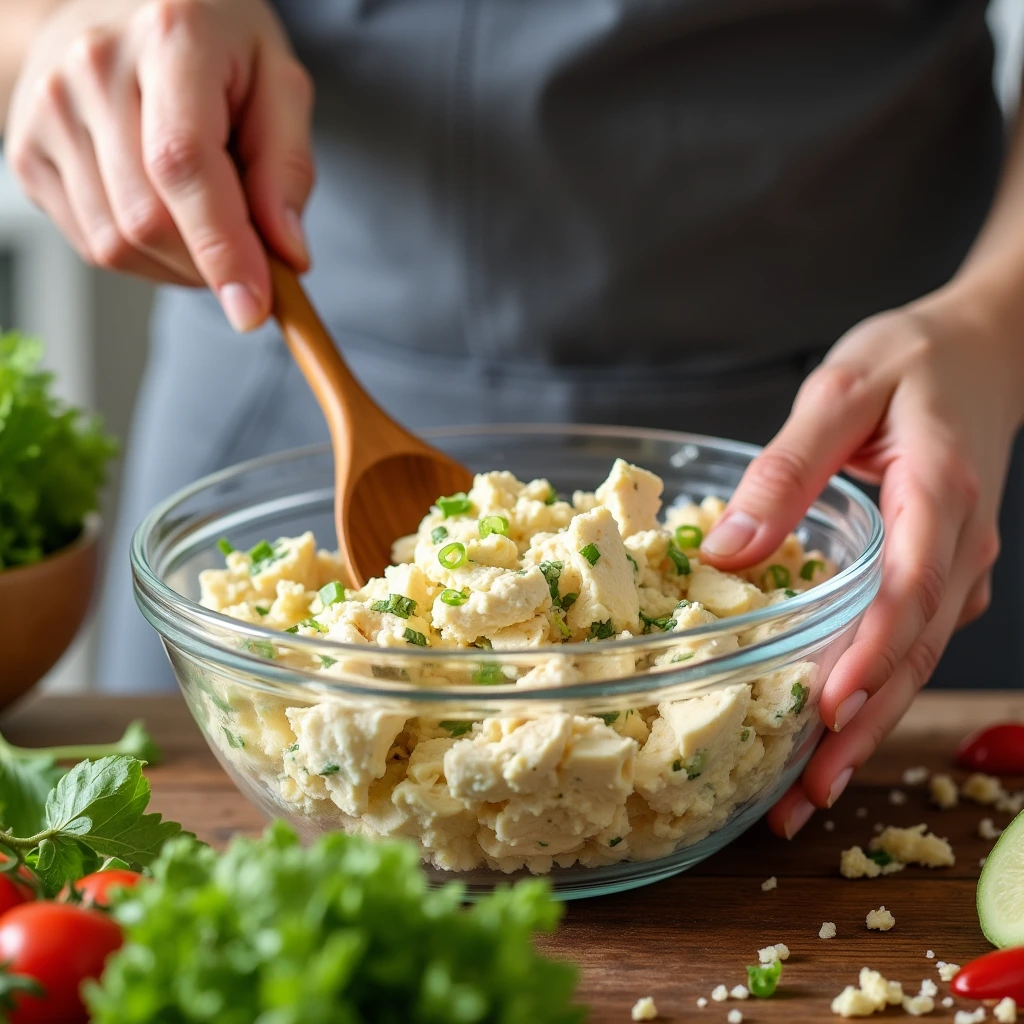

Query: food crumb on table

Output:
[889, 788, 907, 806]
[978, 817, 1002, 840]
[871, 824, 955, 868]
[925, 950, 935, 959]
[758, 942, 790, 963]
[831, 967, 904, 1017]
[727, 1011, 744, 1024]
[942, 996, 954, 1008]
[919, 979, 938, 998]
[901, 993, 935, 1016]
[873, 822, 885, 834]
[936, 962, 960, 982]
[824, 819, 836, 831]
[840, 844, 904, 879]
[630, 996, 659, 1021]
[711, 985, 729, 1002]
[902, 765, 929, 785]
[962, 772, 1005, 806]
[730, 984, 749, 1000]
[866, 906, 896, 931]
[819, 921, 837, 939]
[994, 997, 1018, 1023]
[761, 875, 778, 891]
[856, 807, 868, 818]
[930, 773, 959, 809]
[696, 996, 708, 1008]
[954, 1009, 987, 1024]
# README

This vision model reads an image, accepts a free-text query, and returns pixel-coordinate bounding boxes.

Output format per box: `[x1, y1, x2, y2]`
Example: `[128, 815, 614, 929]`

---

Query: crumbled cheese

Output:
[758, 942, 790, 963]
[856, 807, 868, 818]
[919, 979, 938, 998]
[866, 906, 896, 931]
[996, 790, 1024, 816]
[728, 1011, 743, 1024]
[730, 985, 749, 1000]
[889, 789, 907, 806]
[943, 997, 954, 1008]
[994, 997, 1017, 1024]
[696, 996, 708, 1008]
[871, 824, 955, 867]
[962, 773, 1005, 806]
[954, 1010, 987, 1024]
[929, 773, 959, 809]
[820, 921, 837, 939]
[824, 819, 836, 831]
[831, 968, 905, 1018]
[873, 823, 885, 834]
[840, 845, 905, 879]
[979, 817, 1002, 840]
[831, 985, 877, 1017]
[926, 950, 935, 959]
[938, 963, 960, 982]
[902, 994, 935, 1017]
[902, 766, 929, 786]
[711, 985, 729, 1002]
[631, 996, 659, 1021]
[761, 875, 778, 891]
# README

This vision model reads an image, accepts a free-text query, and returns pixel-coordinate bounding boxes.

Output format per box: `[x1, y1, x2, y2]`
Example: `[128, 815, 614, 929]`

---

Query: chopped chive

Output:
[588, 620, 614, 641]
[438, 542, 467, 570]
[371, 665, 410, 681]
[440, 720, 473, 737]
[217, 538, 234, 556]
[640, 611, 676, 633]
[763, 563, 791, 589]
[478, 515, 510, 539]
[249, 540, 274, 562]
[440, 588, 470, 607]
[679, 750, 707, 780]
[222, 728, 245, 749]
[626, 553, 639, 574]
[740, 728, 750, 742]
[471, 636, 492, 650]
[285, 618, 326, 634]
[539, 560, 563, 603]
[431, 525, 449, 544]
[598, 712, 620, 726]
[544, 486, 558, 506]
[437, 492, 472, 518]
[670, 651, 695, 663]
[254, 605, 270, 616]
[553, 615, 571, 639]
[403, 627, 428, 647]
[319, 581, 346, 606]
[784, 588, 797, 598]
[667, 545, 690, 575]
[800, 558, 825, 581]
[560, 592, 578, 609]
[674, 525, 704, 549]
[790, 681, 809, 715]
[608, 836, 623, 848]
[472, 662, 504, 685]
[747, 961, 782, 998]
[371, 593, 417, 619]
[243, 639, 276, 659]
[318, 764, 340, 776]
[579, 543, 601, 566]
[320, 655, 337, 668]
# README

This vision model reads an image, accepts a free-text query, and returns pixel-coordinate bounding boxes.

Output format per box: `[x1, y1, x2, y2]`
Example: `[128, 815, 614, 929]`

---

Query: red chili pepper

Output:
[951, 946, 1024, 1003]
[955, 723, 1024, 775]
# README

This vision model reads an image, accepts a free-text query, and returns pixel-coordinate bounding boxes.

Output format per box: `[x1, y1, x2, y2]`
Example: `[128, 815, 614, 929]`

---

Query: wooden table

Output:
[4, 691, 1022, 1022]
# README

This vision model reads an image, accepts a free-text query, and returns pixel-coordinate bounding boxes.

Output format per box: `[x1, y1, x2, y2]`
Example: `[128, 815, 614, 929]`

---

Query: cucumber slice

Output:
[978, 808, 1024, 947]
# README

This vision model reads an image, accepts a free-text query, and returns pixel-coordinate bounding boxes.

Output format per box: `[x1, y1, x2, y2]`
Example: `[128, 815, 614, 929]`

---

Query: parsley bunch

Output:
[87, 822, 585, 1024]
[0, 330, 118, 569]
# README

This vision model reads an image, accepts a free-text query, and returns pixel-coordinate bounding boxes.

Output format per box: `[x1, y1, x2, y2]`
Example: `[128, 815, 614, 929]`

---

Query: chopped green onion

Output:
[790, 681, 809, 715]
[740, 728, 750, 742]
[318, 764, 340, 776]
[588, 620, 614, 641]
[222, 728, 245, 749]
[254, 605, 270, 616]
[544, 486, 558, 506]
[248, 539, 285, 575]
[371, 665, 410, 681]
[670, 651, 695, 664]
[747, 960, 782, 998]
[437, 492, 472, 518]
[320, 655, 337, 669]
[403, 628, 428, 647]
[478, 515, 510, 539]
[667, 545, 690, 575]
[471, 636, 492, 650]
[579, 543, 601, 566]
[640, 611, 676, 633]
[674, 524, 704, 549]
[608, 837, 623, 848]
[438, 542, 468, 570]
[243, 639, 276, 660]
[371, 594, 417, 618]
[553, 615, 571, 639]
[672, 759, 683, 772]
[472, 662, 504, 685]
[763, 563, 791, 589]
[440, 720, 473, 737]
[626, 553, 638, 574]
[673, 750, 707, 779]
[440, 588, 469, 607]
[598, 712, 620, 726]
[867, 848, 894, 867]
[431, 525, 449, 544]
[784, 588, 797, 598]
[285, 618, 326, 634]
[319, 581, 346, 606]
[217, 538, 234, 556]
[539, 560, 563, 602]
[249, 540, 274, 562]
[560, 592, 578, 609]
[800, 558, 825, 581]
[538, 841, 549, 848]
[287, 743, 299, 753]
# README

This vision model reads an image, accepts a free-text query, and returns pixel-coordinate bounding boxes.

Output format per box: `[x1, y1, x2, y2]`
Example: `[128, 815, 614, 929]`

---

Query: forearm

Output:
[0, 1, 64, 129]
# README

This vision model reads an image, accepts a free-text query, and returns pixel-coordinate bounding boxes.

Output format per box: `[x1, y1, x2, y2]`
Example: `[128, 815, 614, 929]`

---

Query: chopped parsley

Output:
[243, 639, 276, 660]
[740, 728, 750, 742]
[544, 486, 558, 506]
[217, 538, 234, 556]
[640, 611, 676, 633]
[667, 545, 690, 575]
[371, 594, 417, 618]
[440, 720, 473, 737]
[254, 605, 270, 616]
[579, 543, 601, 566]
[800, 558, 825, 581]
[285, 618, 326, 634]
[287, 743, 299, 753]
[790, 681, 809, 715]
[560, 592, 578, 609]
[588, 620, 614, 641]
[539, 560, 564, 603]
[762, 563, 791, 589]
[437, 492, 472, 518]
[784, 588, 797, 598]
[673, 750, 707, 780]
[431, 525, 449, 544]
[319, 655, 337, 669]
[403, 628, 428, 647]
[598, 712, 620, 726]
[478, 515, 509, 538]
[222, 728, 245, 750]
[318, 581, 346, 606]
[472, 662, 504, 685]
[318, 764, 340, 776]
[626, 553, 638, 574]
[608, 837, 623, 848]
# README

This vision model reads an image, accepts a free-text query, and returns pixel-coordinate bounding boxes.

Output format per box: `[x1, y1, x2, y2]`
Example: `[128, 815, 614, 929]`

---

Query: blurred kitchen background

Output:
[2, 0, 1023, 693]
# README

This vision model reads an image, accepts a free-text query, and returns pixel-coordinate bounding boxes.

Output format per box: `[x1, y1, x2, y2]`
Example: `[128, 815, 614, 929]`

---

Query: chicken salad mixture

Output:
[195, 459, 836, 874]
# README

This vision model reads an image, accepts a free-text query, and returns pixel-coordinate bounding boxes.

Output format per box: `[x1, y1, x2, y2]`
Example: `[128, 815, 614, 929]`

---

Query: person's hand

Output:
[698, 286, 1024, 837]
[5, 0, 314, 330]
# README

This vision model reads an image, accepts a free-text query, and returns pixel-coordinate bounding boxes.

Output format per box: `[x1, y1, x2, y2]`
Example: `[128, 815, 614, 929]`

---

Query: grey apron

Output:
[99, 0, 1016, 692]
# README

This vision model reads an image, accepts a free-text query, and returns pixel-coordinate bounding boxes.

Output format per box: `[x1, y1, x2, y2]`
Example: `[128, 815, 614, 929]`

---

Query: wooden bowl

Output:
[0, 516, 100, 710]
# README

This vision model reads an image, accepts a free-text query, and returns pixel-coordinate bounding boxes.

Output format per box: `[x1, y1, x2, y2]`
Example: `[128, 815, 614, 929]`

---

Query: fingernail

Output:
[701, 511, 759, 557]
[219, 282, 264, 331]
[784, 797, 815, 839]
[827, 766, 854, 808]
[833, 689, 868, 732]
[284, 208, 308, 263]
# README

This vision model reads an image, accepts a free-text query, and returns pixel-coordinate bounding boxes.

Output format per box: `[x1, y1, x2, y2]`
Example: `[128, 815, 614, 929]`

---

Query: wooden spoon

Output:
[269, 257, 474, 587]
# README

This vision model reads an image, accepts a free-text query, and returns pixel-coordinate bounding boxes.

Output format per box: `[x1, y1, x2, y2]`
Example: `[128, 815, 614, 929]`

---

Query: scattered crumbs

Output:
[730, 985, 749, 1000]
[994, 997, 1017, 1023]
[871, 824, 955, 868]
[954, 1009, 987, 1024]
[889, 789, 907, 806]
[963, 773, 1005, 806]
[866, 906, 895, 931]
[925, 950, 935, 959]
[902, 766, 929, 786]
[696, 997, 708, 1008]
[930, 773, 959, 809]
[903, 994, 936, 1017]
[711, 985, 729, 1002]
[856, 807, 868, 818]
[873, 823, 885, 834]
[819, 921, 837, 939]
[824, 819, 836, 832]
[727, 1011, 744, 1024]
[979, 818, 1002, 841]
[919, 979, 938, 999]
[942, 996, 954, 1008]
[938, 963, 960, 982]
[761, 876, 778, 892]
[996, 790, 1024, 816]
[630, 996, 658, 1021]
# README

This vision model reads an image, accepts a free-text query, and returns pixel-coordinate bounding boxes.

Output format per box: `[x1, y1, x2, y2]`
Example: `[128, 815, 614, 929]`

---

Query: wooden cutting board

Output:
[4, 691, 1022, 1022]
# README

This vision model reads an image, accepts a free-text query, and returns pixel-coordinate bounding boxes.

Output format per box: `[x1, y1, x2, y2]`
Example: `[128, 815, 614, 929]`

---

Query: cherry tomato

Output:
[62, 869, 144, 908]
[955, 723, 1024, 774]
[951, 946, 1024, 1004]
[0, 902, 122, 1024]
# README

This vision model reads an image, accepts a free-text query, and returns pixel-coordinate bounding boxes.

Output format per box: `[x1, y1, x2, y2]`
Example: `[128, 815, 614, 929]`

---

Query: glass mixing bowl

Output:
[132, 425, 882, 899]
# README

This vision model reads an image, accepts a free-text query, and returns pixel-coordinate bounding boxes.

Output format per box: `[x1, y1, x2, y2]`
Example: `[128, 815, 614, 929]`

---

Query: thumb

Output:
[237, 50, 316, 269]
[700, 363, 890, 571]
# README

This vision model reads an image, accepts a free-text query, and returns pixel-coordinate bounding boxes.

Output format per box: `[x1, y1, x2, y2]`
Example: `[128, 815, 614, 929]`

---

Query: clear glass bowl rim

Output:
[131, 423, 883, 701]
